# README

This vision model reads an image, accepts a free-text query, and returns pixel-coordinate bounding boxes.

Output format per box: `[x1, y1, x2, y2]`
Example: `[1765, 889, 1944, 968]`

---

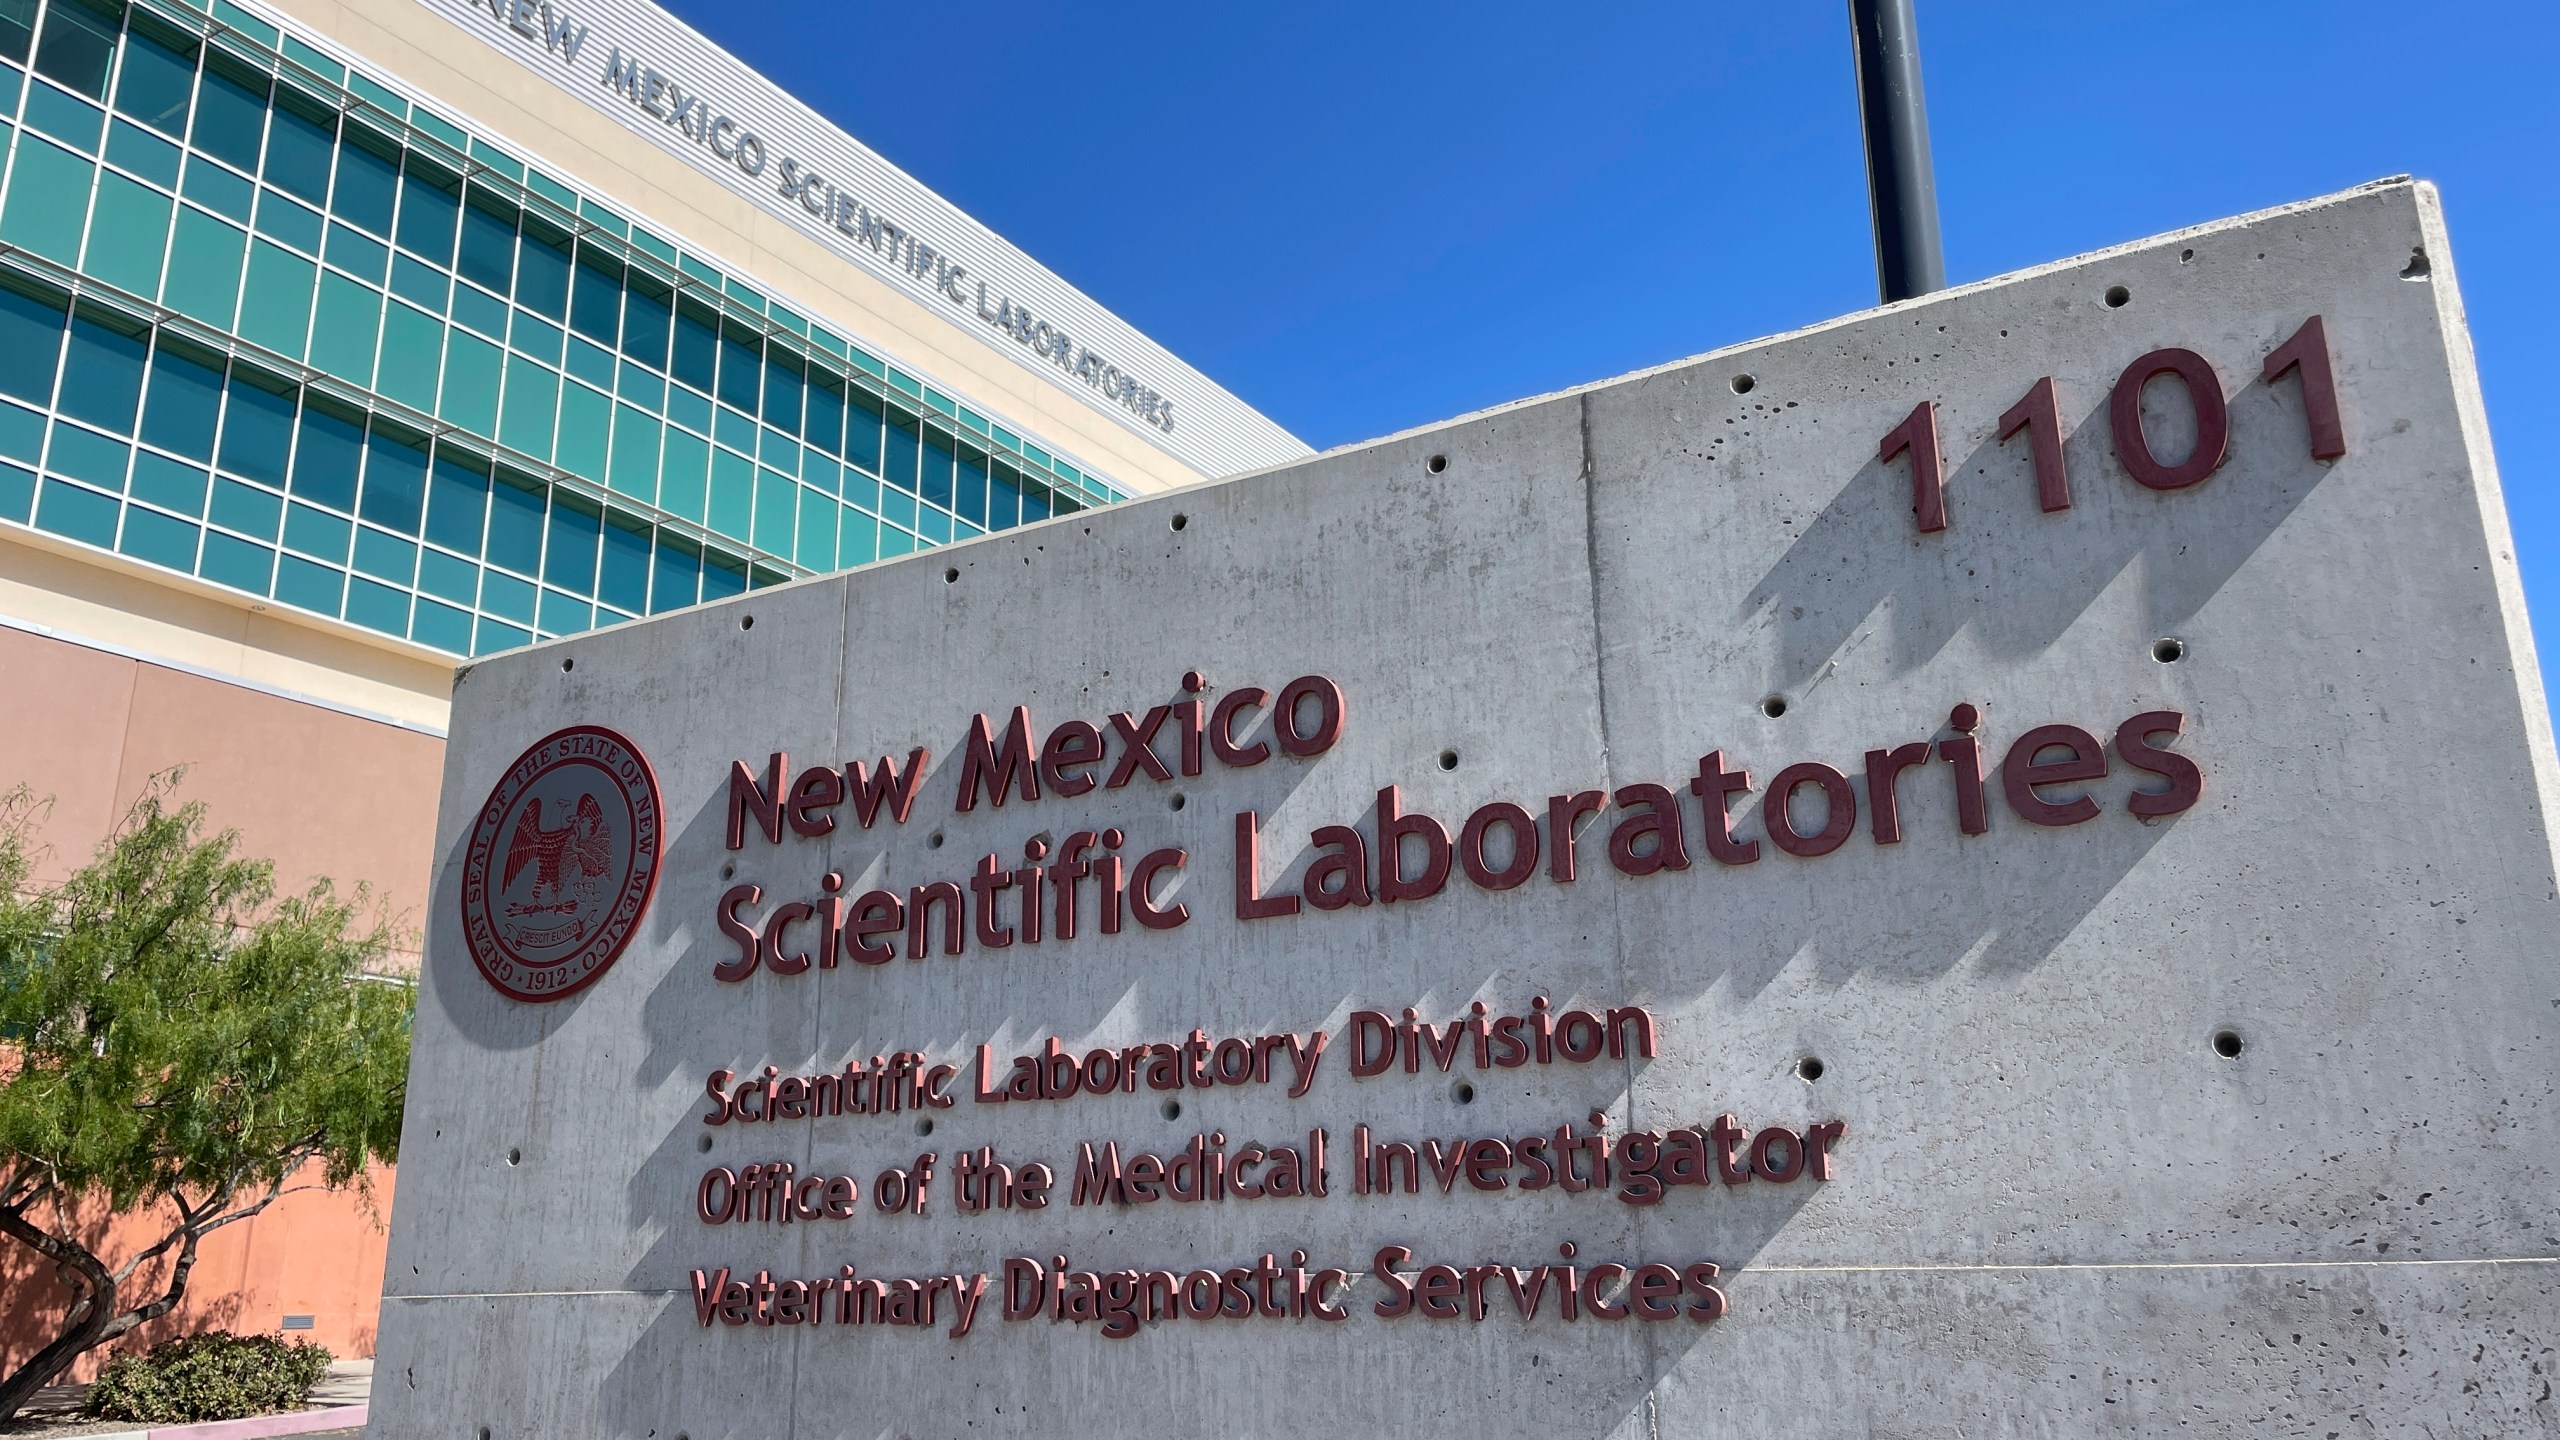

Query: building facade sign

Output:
[374, 184, 2560, 1433]
[416, 0, 1309, 475]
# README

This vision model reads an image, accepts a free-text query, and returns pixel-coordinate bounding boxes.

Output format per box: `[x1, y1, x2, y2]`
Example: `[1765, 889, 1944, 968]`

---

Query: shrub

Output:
[86, 1331, 334, 1424]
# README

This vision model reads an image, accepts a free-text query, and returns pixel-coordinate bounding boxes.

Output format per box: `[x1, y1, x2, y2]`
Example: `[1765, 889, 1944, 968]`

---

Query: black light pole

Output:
[1848, 0, 1945, 303]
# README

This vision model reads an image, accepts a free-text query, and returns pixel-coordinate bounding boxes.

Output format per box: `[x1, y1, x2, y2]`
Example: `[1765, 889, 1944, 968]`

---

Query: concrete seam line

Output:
[388, 1254, 2560, 1303]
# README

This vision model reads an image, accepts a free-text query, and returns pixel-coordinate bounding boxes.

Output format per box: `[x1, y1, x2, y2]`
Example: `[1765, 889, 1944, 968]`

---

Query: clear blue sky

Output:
[666, 1, 2560, 673]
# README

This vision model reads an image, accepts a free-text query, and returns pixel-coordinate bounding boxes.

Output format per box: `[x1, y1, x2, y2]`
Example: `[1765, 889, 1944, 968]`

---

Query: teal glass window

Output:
[702, 553, 745, 600]
[58, 312, 145, 434]
[48, 423, 127, 490]
[475, 617, 529, 653]
[85, 171, 172, 295]
[389, 252, 446, 311]
[199, 530, 273, 592]
[282, 500, 349, 562]
[0, 283, 67, 406]
[411, 597, 469, 652]
[0, 461, 31, 522]
[543, 495, 597, 594]
[715, 323, 758, 415]
[457, 190, 515, 294]
[514, 220, 568, 319]
[208, 475, 279, 538]
[140, 344, 222, 459]
[599, 511, 648, 613]
[807, 373, 843, 458]
[394, 162, 457, 266]
[180, 155, 252, 220]
[331, 129, 397, 237]
[352, 526, 414, 583]
[4, 138, 95, 263]
[955, 449, 988, 527]
[112, 22, 194, 137]
[568, 250, 619, 347]
[478, 567, 531, 622]
[130, 452, 206, 516]
[417, 547, 475, 605]
[119, 504, 198, 571]
[671, 299, 716, 393]
[288, 400, 361, 510]
[27, 81, 104, 150]
[0, 0, 34, 63]
[33, 0, 116, 99]
[274, 553, 342, 614]
[345, 575, 406, 636]
[622, 279, 669, 371]
[37, 476, 116, 544]
[216, 372, 292, 485]
[485, 467, 542, 574]
[324, 222, 387, 283]
[262, 94, 333, 206]
[190, 63, 266, 172]
[423, 450, 486, 553]
[921, 432, 954, 510]
[649, 536, 697, 612]
[254, 190, 323, 253]
[883, 414, 918, 491]
[358, 426, 426, 533]
[104, 119, 180, 186]
[763, 351, 802, 436]
[846, 391, 882, 474]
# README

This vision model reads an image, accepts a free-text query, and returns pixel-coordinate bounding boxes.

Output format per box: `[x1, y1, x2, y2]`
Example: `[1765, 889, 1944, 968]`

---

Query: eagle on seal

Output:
[503, 793, 613, 897]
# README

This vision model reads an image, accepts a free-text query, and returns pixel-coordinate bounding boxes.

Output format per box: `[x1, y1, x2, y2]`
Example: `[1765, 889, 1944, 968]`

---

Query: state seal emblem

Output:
[459, 725, 662, 1002]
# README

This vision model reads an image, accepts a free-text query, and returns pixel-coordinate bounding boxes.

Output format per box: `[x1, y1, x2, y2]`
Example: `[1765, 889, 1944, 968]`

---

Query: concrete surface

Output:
[372, 180, 2560, 1436]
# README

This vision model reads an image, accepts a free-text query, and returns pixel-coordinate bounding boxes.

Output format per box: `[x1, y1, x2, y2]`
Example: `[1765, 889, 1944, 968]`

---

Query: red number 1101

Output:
[1883, 314, 2344, 534]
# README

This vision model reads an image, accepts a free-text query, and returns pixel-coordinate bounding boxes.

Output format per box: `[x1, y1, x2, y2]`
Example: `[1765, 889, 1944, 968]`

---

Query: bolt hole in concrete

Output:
[506, 1148, 521, 1166]
[739, 614, 754, 630]
[560, 656, 574, 672]
[929, 830, 946, 849]
[944, 567, 959, 583]
[480, 1429, 492, 1440]
[2179, 247, 2195, 263]
[697, 1134, 712, 1153]
[1170, 512, 1188, 531]
[1451, 1080, 1476, 1105]
[721, 860, 735, 880]
[1426, 453, 1448, 474]
[1439, 749, 1460, 771]
[915, 1117, 934, 1137]
[1730, 373, 1755, 394]
[1170, 793, 1187, 811]
[1797, 1056, 1826, 1082]
[2153, 636, 2187, 664]
[2214, 1030, 2246, 1059]
[2104, 284, 2131, 308]
[1761, 694, 1788, 719]
[1162, 1098, 1183, 1121]
[2402, 246, 2431, 280]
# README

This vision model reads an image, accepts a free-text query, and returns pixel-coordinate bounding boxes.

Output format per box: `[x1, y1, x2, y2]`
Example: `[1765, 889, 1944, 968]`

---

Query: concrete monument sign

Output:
[374, 180, 2560, 1435]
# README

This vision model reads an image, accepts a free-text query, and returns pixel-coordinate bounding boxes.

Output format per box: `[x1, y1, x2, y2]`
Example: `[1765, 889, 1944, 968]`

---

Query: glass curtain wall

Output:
[0, 0, 1124, 655]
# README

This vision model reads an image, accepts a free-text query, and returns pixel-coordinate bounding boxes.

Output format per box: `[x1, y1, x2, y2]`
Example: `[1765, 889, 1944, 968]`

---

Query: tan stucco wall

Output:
[0, 614, 445, 945]
[264, 0, 1210, 498]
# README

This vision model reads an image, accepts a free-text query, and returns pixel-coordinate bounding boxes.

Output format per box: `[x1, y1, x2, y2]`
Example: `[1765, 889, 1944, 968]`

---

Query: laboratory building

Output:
[0, 0, 1302, 1373]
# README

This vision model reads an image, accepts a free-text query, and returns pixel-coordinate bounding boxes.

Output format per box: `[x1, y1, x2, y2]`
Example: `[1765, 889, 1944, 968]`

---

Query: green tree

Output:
[0, 777, 412, 1423]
